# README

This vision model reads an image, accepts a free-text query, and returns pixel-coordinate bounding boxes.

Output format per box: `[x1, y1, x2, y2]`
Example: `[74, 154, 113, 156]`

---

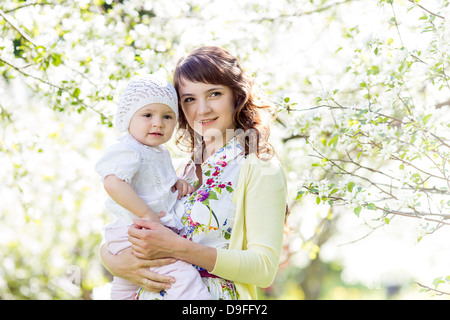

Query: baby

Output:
[95, 75, 211, 300]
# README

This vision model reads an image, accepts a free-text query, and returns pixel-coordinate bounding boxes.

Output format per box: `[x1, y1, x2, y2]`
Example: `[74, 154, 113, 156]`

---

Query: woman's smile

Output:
[198, 117, 219, 126]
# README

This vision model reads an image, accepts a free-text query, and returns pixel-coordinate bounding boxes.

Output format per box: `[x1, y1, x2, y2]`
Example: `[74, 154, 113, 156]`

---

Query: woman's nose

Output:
[197, 99, 212, 115]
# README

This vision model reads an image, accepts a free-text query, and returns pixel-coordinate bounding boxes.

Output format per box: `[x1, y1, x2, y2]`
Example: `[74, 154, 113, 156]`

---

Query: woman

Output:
[100, 46, 287, 300]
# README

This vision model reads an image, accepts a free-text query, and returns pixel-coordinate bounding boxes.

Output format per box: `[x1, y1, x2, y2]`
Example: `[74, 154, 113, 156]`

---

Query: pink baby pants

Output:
[105, 225, 211, 300]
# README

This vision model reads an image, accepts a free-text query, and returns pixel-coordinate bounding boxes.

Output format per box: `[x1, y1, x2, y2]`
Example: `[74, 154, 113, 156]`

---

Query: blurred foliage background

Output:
[1, 0, 449, 299]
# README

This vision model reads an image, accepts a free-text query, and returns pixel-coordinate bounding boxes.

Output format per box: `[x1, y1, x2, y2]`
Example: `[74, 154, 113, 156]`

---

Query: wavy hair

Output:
[173, 46, 276, 160]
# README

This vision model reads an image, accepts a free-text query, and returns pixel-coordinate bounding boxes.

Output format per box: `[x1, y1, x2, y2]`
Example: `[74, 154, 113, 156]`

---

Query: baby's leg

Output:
[105, 226, 139, 300]
[151, 260, 212, 300]
[105, 225, 132, 255]
[110, 276, 140, 300]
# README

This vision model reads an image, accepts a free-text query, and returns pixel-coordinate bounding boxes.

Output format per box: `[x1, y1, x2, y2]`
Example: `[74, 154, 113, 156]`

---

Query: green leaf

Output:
[328, 134, 339, 149]
[329, 188, 339, 195]
[422, 114, 432, 125]
[73, 88, 81, 98]
[354, 206, 362, 216]
[433, 277, 445, 288]
[52, 54, 62, 66]
[347, 182, 355, 192]
[208, 191, 218, 200]
[367, 203, 377, 210]
[296, 191, 305, 200]
[367, 65, 380, 75]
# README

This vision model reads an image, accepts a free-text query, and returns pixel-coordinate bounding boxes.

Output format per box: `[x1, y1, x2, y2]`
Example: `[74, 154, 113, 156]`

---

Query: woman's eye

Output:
[184, 97, 194, 103]
[210, 91, 222, 97]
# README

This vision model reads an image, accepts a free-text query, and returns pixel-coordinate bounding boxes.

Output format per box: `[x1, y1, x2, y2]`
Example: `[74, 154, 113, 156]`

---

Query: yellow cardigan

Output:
[210, 153, 287, 299]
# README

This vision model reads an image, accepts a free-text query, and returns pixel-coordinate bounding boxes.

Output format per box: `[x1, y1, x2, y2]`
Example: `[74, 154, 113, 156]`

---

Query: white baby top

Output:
[95, 134, 184, 230]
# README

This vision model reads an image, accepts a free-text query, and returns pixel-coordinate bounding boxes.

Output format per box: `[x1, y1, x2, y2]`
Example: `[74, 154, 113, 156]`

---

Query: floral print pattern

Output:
[179, 137, 245, 300]
[133, 287, 165, 300]
[181, 139, 243, 245]
[201, 277, 237, 300]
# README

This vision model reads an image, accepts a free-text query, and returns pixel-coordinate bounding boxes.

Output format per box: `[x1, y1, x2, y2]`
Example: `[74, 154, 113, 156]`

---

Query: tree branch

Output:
[3, 1, 54, 14]
[0, 57, 109, 123]
[414, 282, 450, 296]
[407, 0, 446, 20]
[249, 0, 356, 22]
[0, 8, 37, 47]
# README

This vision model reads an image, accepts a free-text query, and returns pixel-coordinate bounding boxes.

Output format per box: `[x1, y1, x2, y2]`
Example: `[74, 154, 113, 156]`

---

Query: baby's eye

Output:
[163, 115, 173, 120]
[143, 113, 152, 117]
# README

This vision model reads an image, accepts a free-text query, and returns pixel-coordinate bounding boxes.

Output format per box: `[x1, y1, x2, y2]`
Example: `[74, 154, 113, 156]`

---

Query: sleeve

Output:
[95, 142, 140, 184]
[211, 155, 287, 288]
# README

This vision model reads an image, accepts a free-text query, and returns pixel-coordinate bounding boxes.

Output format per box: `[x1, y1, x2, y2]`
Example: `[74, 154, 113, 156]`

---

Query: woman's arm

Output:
[100, 244, 176, 292]
[128, 220, 217, 272]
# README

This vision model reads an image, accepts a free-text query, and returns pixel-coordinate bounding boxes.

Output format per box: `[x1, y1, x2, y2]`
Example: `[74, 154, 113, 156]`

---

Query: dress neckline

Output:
[187, 136, 244, 169]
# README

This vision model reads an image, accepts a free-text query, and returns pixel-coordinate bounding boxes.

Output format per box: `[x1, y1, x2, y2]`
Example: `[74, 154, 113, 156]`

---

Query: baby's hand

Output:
[171, 179, 195, 199]
[141, 210, 164, 224]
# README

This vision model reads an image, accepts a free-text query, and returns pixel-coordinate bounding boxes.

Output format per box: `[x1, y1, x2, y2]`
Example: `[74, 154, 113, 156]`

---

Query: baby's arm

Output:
[171, 179, 195, 200]
[103, 175, 161, 223]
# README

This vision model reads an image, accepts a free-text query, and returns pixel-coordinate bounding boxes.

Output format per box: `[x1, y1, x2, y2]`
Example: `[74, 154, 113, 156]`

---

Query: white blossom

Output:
[378, 140, 398, 160]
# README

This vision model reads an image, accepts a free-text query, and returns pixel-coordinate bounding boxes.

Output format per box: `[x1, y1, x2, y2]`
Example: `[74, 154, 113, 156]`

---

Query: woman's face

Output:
[178, 79, 236, 145]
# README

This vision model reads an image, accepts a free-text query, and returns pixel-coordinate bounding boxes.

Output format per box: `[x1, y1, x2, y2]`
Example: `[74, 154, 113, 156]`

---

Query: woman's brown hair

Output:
[173, 46, 276, 160]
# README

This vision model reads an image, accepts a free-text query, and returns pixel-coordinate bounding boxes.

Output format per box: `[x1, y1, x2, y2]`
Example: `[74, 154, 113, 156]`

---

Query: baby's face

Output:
[128, 103, 177, 147]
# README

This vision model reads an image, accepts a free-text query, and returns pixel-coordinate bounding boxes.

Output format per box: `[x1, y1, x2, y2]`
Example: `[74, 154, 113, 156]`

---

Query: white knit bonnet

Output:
[115, 75, 178, 132]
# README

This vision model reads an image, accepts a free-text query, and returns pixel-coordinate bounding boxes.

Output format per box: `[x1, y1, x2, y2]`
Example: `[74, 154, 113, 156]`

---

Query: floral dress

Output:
[134, 137, 246, 300]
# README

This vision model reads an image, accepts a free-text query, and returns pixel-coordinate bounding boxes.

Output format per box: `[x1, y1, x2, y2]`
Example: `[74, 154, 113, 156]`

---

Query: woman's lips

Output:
[198, 117, 218, 126]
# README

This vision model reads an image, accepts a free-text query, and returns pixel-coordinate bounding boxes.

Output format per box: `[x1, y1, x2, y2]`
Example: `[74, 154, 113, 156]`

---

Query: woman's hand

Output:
[128, 219, 182, 260]
[100, 244, 176, 292]
[128, 219, 217, 272]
